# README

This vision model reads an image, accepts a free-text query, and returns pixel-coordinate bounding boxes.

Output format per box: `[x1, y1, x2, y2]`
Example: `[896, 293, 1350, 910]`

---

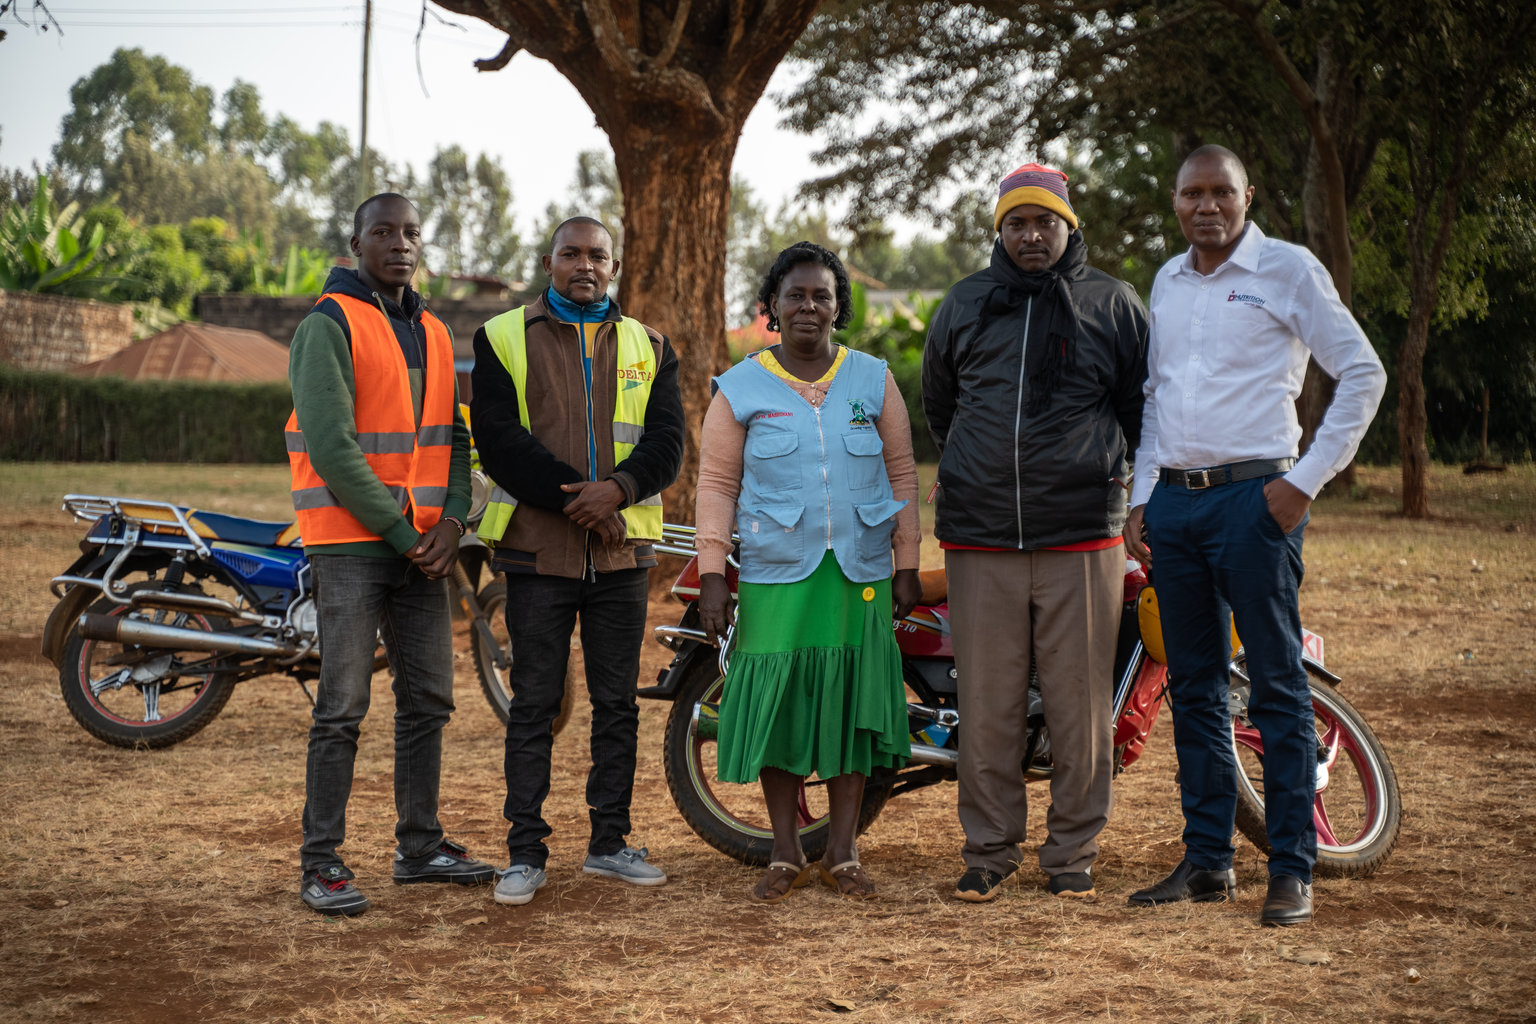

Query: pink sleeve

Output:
[693, 391, 744, 577]
[878, 369, 922, 572]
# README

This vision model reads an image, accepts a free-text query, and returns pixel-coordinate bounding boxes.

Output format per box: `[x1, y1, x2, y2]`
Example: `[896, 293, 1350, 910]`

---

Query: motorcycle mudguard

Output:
[41, 583, 100, 668]
[43, 547, 176, 666]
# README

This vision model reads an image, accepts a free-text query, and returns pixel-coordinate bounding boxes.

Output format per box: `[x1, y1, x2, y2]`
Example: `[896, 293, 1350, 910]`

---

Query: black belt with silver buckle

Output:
[1159, 458, 1296, 490]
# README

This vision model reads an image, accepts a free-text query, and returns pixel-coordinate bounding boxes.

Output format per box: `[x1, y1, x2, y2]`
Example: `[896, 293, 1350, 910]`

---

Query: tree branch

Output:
[644, 0, 692, 70]
[1, 0, 63, 35]
[582, 0, 641, 73]
[473, 34, 523, 72]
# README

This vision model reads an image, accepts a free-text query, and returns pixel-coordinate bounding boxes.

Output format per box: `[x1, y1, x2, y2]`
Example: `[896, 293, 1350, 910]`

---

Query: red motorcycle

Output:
[639, 524, 1402, 878]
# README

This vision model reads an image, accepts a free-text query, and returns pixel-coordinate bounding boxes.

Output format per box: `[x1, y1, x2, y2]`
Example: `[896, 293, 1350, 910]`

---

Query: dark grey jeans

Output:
[300, 554, 455, 873]
[502, 568, 649, 868]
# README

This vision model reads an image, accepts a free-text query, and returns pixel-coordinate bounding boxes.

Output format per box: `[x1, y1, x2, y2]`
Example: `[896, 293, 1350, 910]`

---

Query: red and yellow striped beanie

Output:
[993, 162, 1078, 232]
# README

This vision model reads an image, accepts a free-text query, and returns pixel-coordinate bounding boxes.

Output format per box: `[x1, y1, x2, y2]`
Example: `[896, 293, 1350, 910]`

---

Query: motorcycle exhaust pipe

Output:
[907, 742, 959, 768]
[78, 613, 300, 658]
[128, 588, 248, 618]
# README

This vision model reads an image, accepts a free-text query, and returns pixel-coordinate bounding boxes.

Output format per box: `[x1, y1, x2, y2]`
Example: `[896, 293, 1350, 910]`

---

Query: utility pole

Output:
[357, 0, 373, 209]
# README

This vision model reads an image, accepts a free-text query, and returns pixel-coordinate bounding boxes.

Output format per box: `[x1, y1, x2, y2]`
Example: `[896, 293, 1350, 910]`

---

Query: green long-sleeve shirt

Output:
[288, 288, 471, 558]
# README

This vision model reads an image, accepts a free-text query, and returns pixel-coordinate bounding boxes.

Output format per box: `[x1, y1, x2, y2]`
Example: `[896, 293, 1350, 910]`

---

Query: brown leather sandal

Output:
[817, 860, 878, 900]
[751, 860, 813, 903]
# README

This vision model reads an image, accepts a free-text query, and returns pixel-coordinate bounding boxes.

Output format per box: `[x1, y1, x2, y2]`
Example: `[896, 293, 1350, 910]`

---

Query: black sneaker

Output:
[955, 866, 1007, 903]
[1048, 870, 1096, 899]
[393, 838, 495, 885]
[301, 865, 370, 916]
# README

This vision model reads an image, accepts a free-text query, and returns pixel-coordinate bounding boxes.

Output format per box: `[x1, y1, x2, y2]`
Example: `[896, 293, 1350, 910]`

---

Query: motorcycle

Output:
[641, 524, 1402, 879]
[40, 491, 541, 749]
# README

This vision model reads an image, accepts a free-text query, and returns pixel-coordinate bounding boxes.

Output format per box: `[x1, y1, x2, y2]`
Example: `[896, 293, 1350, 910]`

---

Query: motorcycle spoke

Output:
[142, 682, 163, 722]
[87, 667, 133, 698]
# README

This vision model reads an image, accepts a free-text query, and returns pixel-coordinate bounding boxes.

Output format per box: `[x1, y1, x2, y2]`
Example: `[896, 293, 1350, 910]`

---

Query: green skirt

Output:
[715, 551, 911, 783]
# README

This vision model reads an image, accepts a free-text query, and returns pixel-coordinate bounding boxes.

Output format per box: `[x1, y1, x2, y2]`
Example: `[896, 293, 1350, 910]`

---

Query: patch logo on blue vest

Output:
[847, 399, 871, 426]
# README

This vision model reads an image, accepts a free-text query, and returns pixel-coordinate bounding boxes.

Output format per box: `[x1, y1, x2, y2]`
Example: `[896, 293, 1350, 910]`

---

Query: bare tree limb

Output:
[414, 2, 471, 97]
[583, 0, 641, 73]
[644, 0, 692, 70]
[1, 0, 63, 35]
[473, 34, 522, 72]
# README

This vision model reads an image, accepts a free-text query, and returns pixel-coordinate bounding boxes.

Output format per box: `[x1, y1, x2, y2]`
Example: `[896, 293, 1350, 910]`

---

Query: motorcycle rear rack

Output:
[53, 495, 212, 605]
[656, 522, 740, 569]
[61, 495, 212, 557]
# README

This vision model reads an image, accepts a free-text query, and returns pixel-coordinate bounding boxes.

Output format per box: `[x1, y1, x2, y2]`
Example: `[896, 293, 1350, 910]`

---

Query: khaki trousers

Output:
[948, 546, 1122, 878]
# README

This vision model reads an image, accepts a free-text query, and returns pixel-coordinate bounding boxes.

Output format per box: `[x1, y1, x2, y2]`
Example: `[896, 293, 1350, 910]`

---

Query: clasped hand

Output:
[561, 479, 627, 548]
[406, 520, 460, 579]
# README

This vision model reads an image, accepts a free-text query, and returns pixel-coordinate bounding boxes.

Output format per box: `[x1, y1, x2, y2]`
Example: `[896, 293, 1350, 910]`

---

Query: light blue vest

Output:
[714, 348, 907, 585]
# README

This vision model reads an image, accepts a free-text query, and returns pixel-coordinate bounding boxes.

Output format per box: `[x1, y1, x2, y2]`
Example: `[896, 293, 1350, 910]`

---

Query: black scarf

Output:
[973, 230, 1087, 417]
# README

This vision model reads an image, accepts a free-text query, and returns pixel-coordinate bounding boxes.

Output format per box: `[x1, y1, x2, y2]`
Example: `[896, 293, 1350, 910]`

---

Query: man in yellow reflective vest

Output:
[287, 193, 494, 916]
[470, 216, 684, 906]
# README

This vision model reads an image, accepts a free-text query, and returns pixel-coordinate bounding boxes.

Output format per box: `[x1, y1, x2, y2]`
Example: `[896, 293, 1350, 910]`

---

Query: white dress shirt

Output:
[1130, 224, 1386, 506]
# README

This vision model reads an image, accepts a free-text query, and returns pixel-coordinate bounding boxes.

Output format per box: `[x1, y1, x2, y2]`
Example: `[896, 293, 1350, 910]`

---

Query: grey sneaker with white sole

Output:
[582, 846, 668, 886]
[493, 864, 548, 905]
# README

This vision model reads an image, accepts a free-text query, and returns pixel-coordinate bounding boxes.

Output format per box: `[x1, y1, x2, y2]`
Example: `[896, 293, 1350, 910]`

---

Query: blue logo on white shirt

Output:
[1228, 291, 1267, 309]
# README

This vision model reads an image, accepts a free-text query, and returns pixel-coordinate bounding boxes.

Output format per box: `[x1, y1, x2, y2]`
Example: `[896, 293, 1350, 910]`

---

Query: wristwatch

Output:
[441, 515, 466, 537]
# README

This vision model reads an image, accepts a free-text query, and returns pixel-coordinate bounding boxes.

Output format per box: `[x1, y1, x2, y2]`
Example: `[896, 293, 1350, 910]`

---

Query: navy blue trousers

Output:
[1145, 474, 1316, 881]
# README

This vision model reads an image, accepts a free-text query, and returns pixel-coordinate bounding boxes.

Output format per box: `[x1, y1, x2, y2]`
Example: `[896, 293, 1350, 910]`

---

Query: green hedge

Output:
[0, 365, 292, 462]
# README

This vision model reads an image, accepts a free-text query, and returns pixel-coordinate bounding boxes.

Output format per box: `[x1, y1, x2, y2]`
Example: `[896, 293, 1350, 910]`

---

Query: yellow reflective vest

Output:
[476, 307, 663, 542]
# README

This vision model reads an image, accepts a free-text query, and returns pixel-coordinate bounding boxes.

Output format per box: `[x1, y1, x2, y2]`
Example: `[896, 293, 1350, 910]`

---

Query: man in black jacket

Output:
[922, 163, 1148, 903]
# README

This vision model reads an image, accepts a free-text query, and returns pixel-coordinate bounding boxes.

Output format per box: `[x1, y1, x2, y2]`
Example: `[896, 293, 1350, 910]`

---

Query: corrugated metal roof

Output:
[72, 323, 290, 382]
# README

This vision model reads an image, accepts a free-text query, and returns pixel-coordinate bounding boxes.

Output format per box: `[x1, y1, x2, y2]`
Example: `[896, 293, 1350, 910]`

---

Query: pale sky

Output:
[0, 0, 826, 239]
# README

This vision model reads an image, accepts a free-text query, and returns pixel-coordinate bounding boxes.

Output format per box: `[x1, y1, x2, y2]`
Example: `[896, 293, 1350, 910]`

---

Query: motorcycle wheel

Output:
[471, 579, 572, 735]
[59, 584, 238, 749]
[661, 653, 890, 867]
[1230, 659, 1402, 878]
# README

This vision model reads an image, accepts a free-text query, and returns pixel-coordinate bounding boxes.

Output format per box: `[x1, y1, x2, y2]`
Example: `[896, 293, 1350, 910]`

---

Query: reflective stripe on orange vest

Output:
[285, 292, 457, 546]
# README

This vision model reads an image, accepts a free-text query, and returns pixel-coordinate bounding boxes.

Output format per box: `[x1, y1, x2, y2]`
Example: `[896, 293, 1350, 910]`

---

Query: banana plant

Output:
[0, 175, 133, 298]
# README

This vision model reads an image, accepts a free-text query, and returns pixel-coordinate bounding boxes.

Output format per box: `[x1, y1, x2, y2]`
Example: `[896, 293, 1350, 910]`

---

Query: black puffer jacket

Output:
[921, 241, 1148, 550]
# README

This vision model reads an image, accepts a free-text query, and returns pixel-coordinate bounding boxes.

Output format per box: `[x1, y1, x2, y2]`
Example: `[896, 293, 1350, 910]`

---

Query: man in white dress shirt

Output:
[1121, 145, 1385, 926]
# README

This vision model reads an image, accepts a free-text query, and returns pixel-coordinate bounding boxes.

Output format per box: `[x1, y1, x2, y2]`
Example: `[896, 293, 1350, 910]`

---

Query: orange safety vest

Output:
[285, 292, 457, 545]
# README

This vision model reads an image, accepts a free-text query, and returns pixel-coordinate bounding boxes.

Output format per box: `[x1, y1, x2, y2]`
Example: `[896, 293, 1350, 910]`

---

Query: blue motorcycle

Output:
[42, 494, 521, 748]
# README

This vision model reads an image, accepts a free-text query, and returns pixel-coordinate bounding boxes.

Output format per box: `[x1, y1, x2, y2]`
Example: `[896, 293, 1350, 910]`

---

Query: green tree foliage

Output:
[47, 47, 354, 254]
[420, 145, 522, 280]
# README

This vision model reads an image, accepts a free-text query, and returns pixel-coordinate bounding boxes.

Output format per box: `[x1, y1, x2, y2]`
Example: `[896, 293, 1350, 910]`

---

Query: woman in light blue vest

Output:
[694, 242, 922, 902]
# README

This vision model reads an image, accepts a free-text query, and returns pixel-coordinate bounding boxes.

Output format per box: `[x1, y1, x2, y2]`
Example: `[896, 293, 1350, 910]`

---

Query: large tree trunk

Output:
[611, 130, 736, 524]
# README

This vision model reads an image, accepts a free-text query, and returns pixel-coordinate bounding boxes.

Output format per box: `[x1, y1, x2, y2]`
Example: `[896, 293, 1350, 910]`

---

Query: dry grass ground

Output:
[0, 462, 1533, 1023]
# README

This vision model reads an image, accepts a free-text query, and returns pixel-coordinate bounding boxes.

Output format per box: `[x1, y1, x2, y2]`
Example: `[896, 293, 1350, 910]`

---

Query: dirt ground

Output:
[1, 463, 1534, 1023]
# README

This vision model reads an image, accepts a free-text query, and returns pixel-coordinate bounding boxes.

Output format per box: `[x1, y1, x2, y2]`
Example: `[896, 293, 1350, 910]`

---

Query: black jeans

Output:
[502, 568, 650, 868]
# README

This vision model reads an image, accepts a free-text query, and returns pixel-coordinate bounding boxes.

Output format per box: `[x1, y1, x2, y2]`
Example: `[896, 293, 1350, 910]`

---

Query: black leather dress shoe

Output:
[1260, 875, 1312, 926]
[1127, 860, 1238, 906]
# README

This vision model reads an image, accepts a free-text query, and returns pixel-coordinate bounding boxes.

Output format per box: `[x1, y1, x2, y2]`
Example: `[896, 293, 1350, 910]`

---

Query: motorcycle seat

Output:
[918, 568, 947, 605]
[187, 509, 298, 548]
